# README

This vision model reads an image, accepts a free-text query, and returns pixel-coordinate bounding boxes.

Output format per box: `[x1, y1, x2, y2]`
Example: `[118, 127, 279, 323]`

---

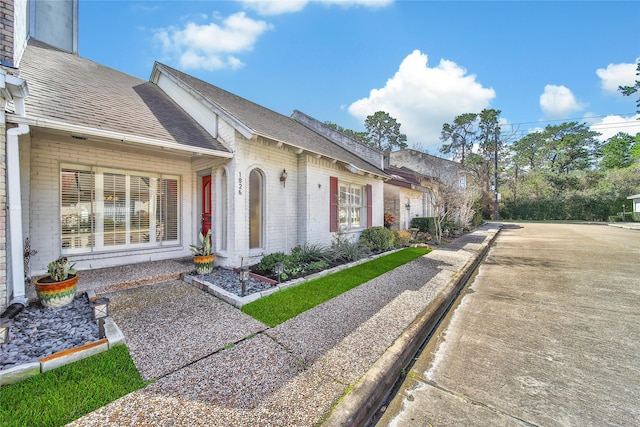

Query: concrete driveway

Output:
[380, 222, 640, 426]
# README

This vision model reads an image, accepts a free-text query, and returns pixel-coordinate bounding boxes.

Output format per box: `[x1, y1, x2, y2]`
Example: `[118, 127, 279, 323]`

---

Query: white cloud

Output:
[539, 84, 586, 118]
[347, 50, 496, 147]
[239, 0, 392, 15]
[596, 60, 638, 95]
[154, 12, 272, 71]
[239, 0, 309, 15]
[587, 114, 640, 141]
[319, 0, 393, 8]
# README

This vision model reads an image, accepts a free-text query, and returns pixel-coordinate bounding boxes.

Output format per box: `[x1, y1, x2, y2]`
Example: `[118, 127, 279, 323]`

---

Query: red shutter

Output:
[330, 176, 338, 232]
[366, 184, 372, 227]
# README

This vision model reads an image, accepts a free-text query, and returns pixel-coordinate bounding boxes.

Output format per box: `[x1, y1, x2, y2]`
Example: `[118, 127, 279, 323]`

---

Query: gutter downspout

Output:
[6, 123, 29, 305]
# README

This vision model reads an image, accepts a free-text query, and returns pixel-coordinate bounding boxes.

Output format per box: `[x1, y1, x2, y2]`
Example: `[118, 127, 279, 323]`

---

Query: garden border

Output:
[182, 248, 404, 308]
[0, 290, 125, 386]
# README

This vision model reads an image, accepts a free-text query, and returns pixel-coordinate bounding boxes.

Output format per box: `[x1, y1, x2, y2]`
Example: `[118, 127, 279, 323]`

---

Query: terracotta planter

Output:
[34, 274, 78, 308]
[194, 254, 215, 275]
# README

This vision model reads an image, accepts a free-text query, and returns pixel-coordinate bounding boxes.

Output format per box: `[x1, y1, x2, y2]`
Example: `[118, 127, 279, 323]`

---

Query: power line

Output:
[498, 112, 638, 128]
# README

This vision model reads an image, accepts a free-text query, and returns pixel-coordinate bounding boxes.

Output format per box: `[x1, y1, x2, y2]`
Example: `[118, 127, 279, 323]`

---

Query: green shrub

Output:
[308, 260, 330, 271]
[410, 217, 436, 234]
[620, 212, 635, 222]
[257, 252, 289, 272]
[393, 230, 411, 247]
[359, 226, 395, 252]
[291, 242, 329, 262]
[633, 212, 640, 222]
[501, 196, 631, 222]
[328, 234, 368, 263]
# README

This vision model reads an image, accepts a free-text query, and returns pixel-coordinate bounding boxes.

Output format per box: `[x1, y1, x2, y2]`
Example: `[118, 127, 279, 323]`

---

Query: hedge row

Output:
[501, 197, 637, 222]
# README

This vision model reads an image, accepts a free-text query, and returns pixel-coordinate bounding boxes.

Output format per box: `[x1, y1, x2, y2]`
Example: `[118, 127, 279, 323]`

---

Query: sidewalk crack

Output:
[418, 379, 540, 427]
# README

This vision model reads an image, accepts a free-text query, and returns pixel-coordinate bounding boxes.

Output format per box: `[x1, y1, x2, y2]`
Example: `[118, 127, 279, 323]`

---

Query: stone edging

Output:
[182, 248, 404, 308]
[0, 290, 126, 386]
[321, 224, 502, 426]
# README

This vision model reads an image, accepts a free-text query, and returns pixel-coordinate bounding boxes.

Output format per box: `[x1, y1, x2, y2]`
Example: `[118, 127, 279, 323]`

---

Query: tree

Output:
[630, 132, 640, 162]
[324, 121, 370, 144]
[618, 61, 640, 115]
[510, 132, 545, 170]
[541, 122, 600, 174]
[439, 113, 478, 165]
[600, 132, 635, 169]
[364, 111, 408, 151]
[440, 110, 504, 217]
[426, 174, 480, 244]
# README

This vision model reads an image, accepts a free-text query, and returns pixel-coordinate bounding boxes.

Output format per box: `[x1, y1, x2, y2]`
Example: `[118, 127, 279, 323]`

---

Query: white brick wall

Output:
[0, 120, 5, 309]
[23, 122, 386, 275]
[214, 135, 384, 267]
[221, 136, 300, 267]
[27, 131, 195, 274]
[298, 155, 384, 247]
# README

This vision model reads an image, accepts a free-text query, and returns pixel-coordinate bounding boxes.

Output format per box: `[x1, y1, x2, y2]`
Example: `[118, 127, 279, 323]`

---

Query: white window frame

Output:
[60, 164, 180, 255]
[339, 182, 365, 231]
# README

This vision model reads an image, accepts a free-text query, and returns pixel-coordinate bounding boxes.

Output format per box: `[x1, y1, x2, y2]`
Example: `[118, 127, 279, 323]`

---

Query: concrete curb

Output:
[0, 291, 126, 386]
[607, 222, 640, 231]
[322, 224, 501, 427]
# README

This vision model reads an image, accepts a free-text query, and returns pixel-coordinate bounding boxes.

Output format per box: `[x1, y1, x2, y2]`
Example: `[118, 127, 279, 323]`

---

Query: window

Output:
[249, 169, 264, 249]
[60, 166, 180, 254]
[339, 184, 362, 228]
[330, 177, 372, 231]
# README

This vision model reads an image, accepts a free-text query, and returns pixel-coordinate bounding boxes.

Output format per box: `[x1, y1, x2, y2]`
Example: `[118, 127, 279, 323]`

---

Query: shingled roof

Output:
[18, 40, 230, 155]
[155, 63, 388, 177]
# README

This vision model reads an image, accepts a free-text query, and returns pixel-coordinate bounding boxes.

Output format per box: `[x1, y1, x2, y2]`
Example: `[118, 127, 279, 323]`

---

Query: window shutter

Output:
[330, 176, 338, 232]
[366, 184, 372, 227]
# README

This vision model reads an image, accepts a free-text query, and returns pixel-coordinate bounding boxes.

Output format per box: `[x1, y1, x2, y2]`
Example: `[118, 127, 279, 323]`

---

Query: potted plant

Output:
[34, 257, 78, 308]
[190, 229, 215, 274]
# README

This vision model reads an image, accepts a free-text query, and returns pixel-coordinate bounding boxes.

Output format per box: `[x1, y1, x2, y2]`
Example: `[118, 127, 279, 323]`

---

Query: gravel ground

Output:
[0, 294, 99, 370]
[268, 256, 444, 362]
[193, 268, 273, 296]
[68, 226, 499, 426]
[103, 280, 267, 381]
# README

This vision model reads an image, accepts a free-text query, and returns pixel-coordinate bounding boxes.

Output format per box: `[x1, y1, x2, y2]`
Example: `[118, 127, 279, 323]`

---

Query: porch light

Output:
[240, 267, 250, 297]
[405, 202, 411, 210]
[0, 318, 11, 345]
[280, 169, 288, 187]
[274, 261, 285, 283]
[90, 297, 110, 321]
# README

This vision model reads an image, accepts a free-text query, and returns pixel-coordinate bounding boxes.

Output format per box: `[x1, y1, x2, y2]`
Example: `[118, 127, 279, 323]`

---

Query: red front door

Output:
[202, 175, 212, 235]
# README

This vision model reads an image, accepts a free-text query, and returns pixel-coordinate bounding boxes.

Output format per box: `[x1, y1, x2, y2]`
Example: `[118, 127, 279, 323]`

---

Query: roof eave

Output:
[256, 132, 389, 180]
[151, 62, 254, 140]
[9, 114, 233, 158]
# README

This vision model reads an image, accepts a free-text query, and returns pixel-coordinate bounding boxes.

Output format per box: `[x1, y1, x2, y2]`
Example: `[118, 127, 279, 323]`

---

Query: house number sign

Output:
[238, 172, 242, 195]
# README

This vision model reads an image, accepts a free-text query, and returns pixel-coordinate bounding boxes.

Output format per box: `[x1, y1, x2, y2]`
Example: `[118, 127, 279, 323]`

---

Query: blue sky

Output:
[79, 0, 640, 154]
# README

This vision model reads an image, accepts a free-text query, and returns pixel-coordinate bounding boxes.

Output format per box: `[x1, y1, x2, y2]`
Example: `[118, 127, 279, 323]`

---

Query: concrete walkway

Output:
[379, 222, 640, 426]
[67, 224, 500, 426]
[25, 257, 195, 301]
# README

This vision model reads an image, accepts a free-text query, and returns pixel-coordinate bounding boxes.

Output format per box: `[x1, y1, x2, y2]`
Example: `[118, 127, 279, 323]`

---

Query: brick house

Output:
[383, 165, 438, 231]
[0, 0, 387, 311]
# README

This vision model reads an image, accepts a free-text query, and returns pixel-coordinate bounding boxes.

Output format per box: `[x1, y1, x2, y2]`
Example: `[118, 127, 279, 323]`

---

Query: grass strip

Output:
[242, 247, 431, 327]
[0, 345, 148, 427]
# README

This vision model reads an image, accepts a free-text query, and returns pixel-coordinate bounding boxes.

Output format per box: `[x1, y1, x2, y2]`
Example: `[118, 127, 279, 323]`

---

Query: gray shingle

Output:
[158, 63, 387, 177]
[19, 40, 229, 154]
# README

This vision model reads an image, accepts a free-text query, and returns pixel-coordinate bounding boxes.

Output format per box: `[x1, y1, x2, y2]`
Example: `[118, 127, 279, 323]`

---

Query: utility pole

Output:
[493, 126, 500, 220]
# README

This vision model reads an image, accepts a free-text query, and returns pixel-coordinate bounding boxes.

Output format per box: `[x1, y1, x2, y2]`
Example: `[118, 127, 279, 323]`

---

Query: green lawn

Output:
[242, 247, 431, 327]
[0, 345, 148, 427]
